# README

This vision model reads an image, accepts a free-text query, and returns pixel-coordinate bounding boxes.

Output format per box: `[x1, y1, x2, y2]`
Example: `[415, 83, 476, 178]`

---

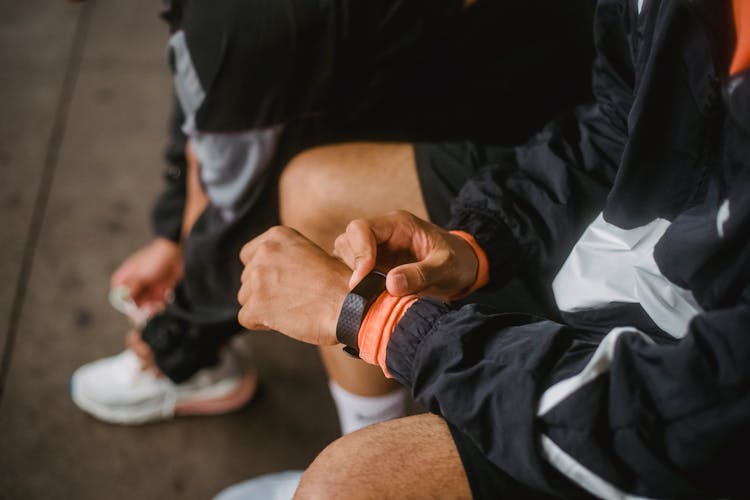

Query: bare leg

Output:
[279, 143, 429, 251]
[279, 143, 428, 397]
[294, 413, 471, 499]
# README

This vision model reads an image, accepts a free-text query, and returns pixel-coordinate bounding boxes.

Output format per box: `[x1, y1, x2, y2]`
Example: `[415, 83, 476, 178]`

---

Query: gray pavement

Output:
[0, 1, 339, 498]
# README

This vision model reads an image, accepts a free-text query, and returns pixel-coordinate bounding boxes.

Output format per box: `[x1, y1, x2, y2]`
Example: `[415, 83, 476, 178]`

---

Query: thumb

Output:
[387, 256, 444, 296]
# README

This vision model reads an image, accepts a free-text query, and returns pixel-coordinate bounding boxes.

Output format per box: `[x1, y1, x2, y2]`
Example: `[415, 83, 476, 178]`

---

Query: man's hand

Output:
[237, 226, 351, 346]
[110, 237, 183, 308]
[333, 211, 478, 299]
[126, 330, 160, 375]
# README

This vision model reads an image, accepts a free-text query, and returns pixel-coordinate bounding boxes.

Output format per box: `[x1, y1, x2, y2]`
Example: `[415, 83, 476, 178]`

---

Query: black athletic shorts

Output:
[447, 423, 556, 500]
[413, 141, 513, 227]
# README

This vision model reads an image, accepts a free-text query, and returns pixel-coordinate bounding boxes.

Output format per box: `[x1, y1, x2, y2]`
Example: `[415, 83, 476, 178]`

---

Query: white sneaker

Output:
[70, 346, 257, 425]
[213, 471, 303, 500]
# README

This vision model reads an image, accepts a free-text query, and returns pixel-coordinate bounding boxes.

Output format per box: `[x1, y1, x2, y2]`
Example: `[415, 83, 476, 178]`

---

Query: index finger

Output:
[340, 218, 379, 288]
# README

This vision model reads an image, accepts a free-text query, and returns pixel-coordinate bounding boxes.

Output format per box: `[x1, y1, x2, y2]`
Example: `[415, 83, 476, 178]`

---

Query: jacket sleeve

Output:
[448, 0, 634, 288]
[151, 96, 187, 243]
[386, 289, 750, 498]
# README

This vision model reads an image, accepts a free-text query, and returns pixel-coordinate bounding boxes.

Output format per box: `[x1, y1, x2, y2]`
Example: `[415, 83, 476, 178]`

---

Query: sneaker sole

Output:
[71, 370, 259, 425]
[175, 370, 258, 416]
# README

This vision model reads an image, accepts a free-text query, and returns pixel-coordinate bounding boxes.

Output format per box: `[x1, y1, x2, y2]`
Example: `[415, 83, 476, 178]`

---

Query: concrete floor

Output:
[0, 1, 340, 498]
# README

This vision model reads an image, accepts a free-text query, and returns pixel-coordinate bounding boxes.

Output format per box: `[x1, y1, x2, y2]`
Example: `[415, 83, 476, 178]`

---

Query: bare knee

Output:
[279, 142, 424, 250]
[296, 424, 401, 500]
[279, 146, 351, 249]
[278, 147, 330, 227]
[279, 148, 329, 238]
[294, 414, 471, 500]
[294, 436, 363, 500]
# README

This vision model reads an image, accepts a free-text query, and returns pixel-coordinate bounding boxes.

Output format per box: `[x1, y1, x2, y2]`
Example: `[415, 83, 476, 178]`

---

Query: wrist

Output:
[153, 236, 181, 253]
[325, 283, 350, 344]
[335, 272, 387, 355]
[448, 230, 489, 300]
[452, 233, 479, 289]
[320, 263, 353, 344]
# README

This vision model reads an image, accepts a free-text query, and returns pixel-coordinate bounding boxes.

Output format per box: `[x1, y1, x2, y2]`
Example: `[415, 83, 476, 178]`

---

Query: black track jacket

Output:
[387, 1, 750, 497]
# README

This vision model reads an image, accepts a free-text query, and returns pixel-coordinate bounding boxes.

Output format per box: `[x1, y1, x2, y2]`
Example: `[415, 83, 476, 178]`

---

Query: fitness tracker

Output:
[336, 271, 387, 357]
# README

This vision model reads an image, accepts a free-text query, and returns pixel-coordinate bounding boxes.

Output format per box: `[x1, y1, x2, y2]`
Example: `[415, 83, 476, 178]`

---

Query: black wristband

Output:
[336, 272, 387, 357]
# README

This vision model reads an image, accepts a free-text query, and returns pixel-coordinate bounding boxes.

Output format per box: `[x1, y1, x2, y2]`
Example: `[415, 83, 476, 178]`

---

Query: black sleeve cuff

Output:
[141, 311, 238, 383]
[448, 206, 521, 289]
[385, 298, 450, 387]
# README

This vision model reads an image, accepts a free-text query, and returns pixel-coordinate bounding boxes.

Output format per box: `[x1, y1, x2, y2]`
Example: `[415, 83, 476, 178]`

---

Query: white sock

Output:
[328, 380, 408, 435]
